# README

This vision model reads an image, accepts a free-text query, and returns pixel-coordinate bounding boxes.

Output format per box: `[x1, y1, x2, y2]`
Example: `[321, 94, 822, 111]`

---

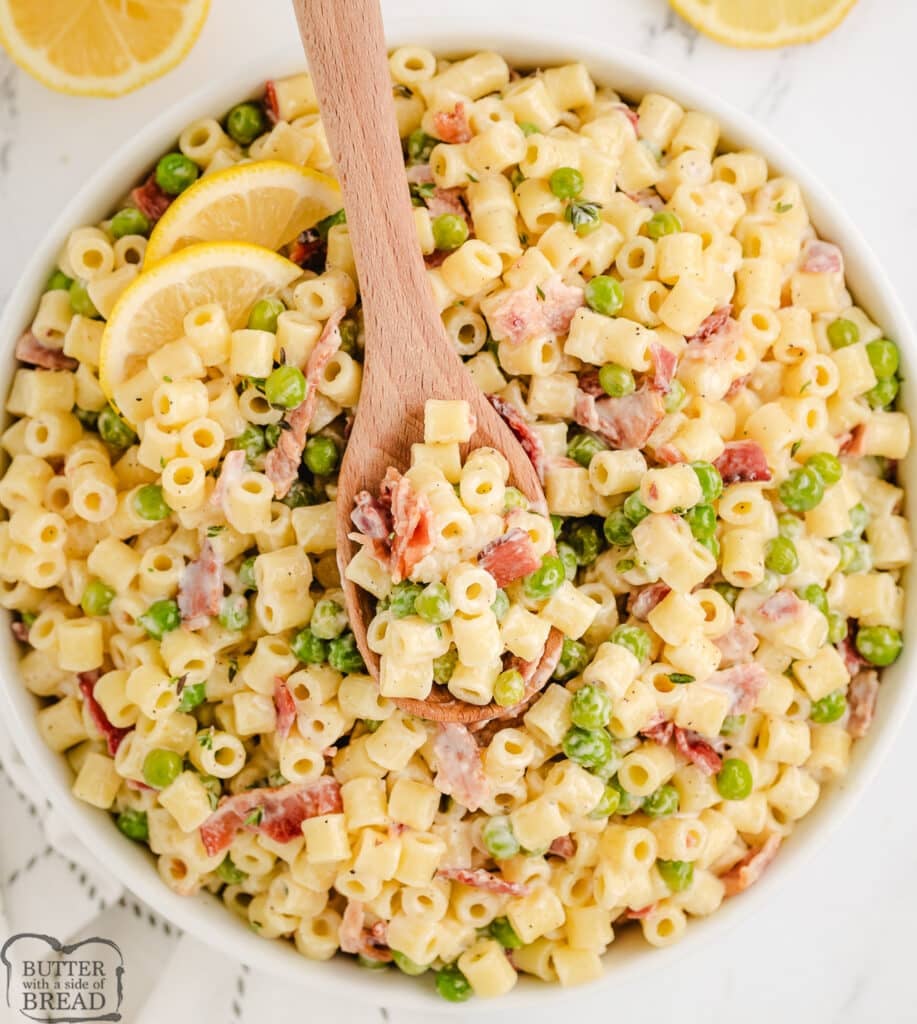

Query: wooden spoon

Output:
[292, 0, 558, 722]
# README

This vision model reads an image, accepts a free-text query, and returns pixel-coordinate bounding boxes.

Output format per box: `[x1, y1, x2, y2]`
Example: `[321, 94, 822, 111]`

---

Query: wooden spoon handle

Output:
[291, 0, 438, 354]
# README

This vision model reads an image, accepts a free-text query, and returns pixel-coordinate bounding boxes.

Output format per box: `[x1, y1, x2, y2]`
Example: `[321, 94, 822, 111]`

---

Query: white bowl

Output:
[1, 18, 913, 1009]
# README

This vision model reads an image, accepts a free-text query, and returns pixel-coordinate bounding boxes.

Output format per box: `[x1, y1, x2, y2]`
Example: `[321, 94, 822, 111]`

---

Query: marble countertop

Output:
[0, 1, 914, 1021]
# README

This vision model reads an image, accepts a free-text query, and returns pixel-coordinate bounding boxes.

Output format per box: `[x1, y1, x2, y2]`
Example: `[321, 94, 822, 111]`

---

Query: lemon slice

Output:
[145, 161, 342, 267]
[99, 242, 301, 421]
[0, 0, 210, 97]
[669, 0, 858, 47]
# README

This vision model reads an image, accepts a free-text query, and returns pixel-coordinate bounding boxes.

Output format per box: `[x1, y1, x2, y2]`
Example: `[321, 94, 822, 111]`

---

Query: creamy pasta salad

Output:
[0, 48, 911, 1001]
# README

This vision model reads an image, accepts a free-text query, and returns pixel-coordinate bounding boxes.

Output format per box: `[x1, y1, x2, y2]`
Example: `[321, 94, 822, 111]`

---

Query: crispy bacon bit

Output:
[629, 581, 671, 620]
[265, 308, 345, 498]
[433, 723, 489, 810]
[426, 186, 470, 224]
[406, 163, 434, 185]
[625, 903, 656, 920]
[652, 442, 685, 466]
[126, 778, 154, 792]
[478, 527, 540, 587]
[15, 331, 77, 370]
[487, 394, 546, 482]
[264, 79, 280, 123]
[627, 189, 665, 211]
[613, 103, 639, 134]
[130, 174, 172, 224]
[721, 835, 781, 897]
[178, 539, 223, 630]
[725, 374, 750, 399]
[758, 589, 803, 623]
[649, 342, 677, 393]
[540, 276, 585, 335]
[837, 633, 866, 677]
[339, 901, 392, 962]
[687, 305, 732, 345]
[351, 490, 393, 540]
[548, 835, 575, 859]
[289, 229, 326, 272]
[487, 285, 545, 347]
[199, 777, 342, 856]
[641, 711, 674, 746]
[437, 866, 530, 897]
[708, 663, 768, 715]
[573, 388, 666, 450]
[847, 670, 879, 739]
[713, 617, 759, 666]
[383, 467, 435, 584]
[78, 670, 131, 756]
[839, 424, 867, 457]
[433, 101, 472, 144]
[714, 441, 772, 483]
[683, 307, 740, 363]
[10, 619, 30, 644]
[274, 680, 296, 740]
[576, 369, 605, 397]
[801, 239, 842, 275]
[674, 726, 722, 775]
[210, 448, 246, 515]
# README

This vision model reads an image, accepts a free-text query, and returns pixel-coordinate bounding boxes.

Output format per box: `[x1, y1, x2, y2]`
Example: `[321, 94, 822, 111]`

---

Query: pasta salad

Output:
[0, 47, 911, 1001]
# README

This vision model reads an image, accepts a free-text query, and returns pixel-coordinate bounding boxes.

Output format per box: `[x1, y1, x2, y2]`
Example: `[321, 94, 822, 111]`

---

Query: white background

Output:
[0, 1, 915, 1021]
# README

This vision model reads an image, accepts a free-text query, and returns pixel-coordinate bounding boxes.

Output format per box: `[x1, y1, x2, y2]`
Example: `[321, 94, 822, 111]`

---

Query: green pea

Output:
[431, 213, 469, 251]
[138, 599, 181, 640]
[567, 432, 607, 468]
[142, 748, 182, 789]
[494, 669, 525, 708]
[623, 491, 650, 524]
[691, 461, 723, 503]
[550, 514, 564, 538]
[557, 542, 579, 581]
[565, 200, 601, 236]
[435, 964, 472, 1003]
[81, 579, 115, 617]
[414, 583, 452, 624]
[616, 559, 636, 573]
[607, 777, 643, 815]
[522, 554, 566, 600]
[518, 121, 540, 136]
[267, 423, 283, 448]
[482, 815, 520, 859]
[684, 503, 716, 541]
[282, 479, 322, 509]
[491, 590, 510, 621]
[838, 539, 872, 574]
[549, 166, 585, 199]
[388, 581, 422, 618]
[155, 152, 200, 196]
[826, 317, 859, 349]
[810, 690, 847, 724]
[225, 102, 266, 145]
[611, 624, 650, 663]
[698, 534, 720, 559]
[116, 808, 149, 842]
[855, 625, 902, 667]
[503, 486, 528, 511]
[407, 129, 437, 163]
[553, 637, 589, 681]
[645, 210, 682, 239]
[866, 377, 899, 409]
[391, 950, 428, 976]
[571, 683, 612, 730]
[588, 782, 621, 819]
[779, 466, 824, 511]
[69, 279, 98, 318]
[215, 595, 248, 632]
[265, 364, 306, 408]
[488, 917, 523, 949]
[664, 379, 687, 414]
[362, 719, 381, 733]
[565, 520, 604, 566]
[716, 757, 753, 800]
[433, 648, 458, 685]
[233, 424, 266, 462]
[777, 512, 803, 538]
[248, 297, 286, 333]
[764, 536, 799, 575]
[310, 599, 347, 640]
[328, 632, 366, 673]
[657, 859, 694, 893]
[338, 318, 359, 354]
[356, 955, 389, 971]
[584, 275, 623, 317]
[97, 405, 137, 449]
[599, 362, 636, 397]
[304, 435, 340, 476]
[133, 484, 171, 522]
[712, 582, 739, 607]
[827, 610, 847, 645]
[798, 583, 829, 618]
[603, 508, 633, 547]
[46, 269, 73, 292]
[845, 503, 870, 538]
[177, 681, 207, 713]
[644, 784, 680, 817]
[216, 855, 247, 885]
[806, 452, 842, 487]
[110, 207, 150, 239]
[239, 555, 258, 592]
[720, 714, 746, 736]
[562, 726, 613, 770]
[291, 627, 329, 664]
[866, 338, 899, 379]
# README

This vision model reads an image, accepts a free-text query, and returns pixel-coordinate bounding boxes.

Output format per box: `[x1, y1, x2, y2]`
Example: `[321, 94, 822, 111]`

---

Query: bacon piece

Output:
[626, 189, 665, 211]
[264, 79, 280, 123]
[433, 723, 489, 810]
[478, 527, 540, 587]
[130, 174, 171, 224]
[837, 633, 866, 677]
[437, 866, 530, 897]
[721, 835, 781, 897]
[714, 440, 772, 484]
[126, 778, 155, 792]
[289, 229, 326, 272]
[649, 342, 677, 393]
[199, 777, 342, 857]
[758, 589, 803, 623]
[78, 670, 131, 756]
[383, 467, 435, 584]
[15, 330, 77, 371]
[265, 308, 345, 498]
[708, 663, 768, 715]
[576, 369, 605, 397]
[486, 284, 545, 346]
[406, 163, 434, 184]
[339, 901, 392, 962]
[652, 443, 686, 466]
[839, 424, 866, 457]
[625, 903, 656, 920]
[725, 374, 750, 399]
[683, 308, 740, 364]
[178, 539, 223, 630]
[433, 101, 472, 144]
[10, 619, 30, 644]
[573, 388, 666, 450]
[274, 680, 296, 740]
[674, 726, 722, 775]
[801, 239, 842, 275]
[629, 581, 671, 620]
[712, 617, 759, 666]
[548, 835, 575, 859]
[641, 711, 674, 746]
[687, 305, 732, 345]
[540, 276, 585, 335]
[487, 394, 546, 482]
[210, 448, 246, 515]
[613, 103, 639, 134]
[847, 669, 879, 739]
[351, 490, 393, 541]
[426, 186, 469, 223]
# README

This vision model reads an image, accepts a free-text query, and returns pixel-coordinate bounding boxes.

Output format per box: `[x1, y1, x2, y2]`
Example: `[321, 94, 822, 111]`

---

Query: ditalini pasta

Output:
[1, 50, 911, 1001]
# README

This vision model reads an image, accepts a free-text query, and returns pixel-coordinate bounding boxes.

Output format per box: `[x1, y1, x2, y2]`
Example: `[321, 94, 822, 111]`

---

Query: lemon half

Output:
[669, 0, 858, 47]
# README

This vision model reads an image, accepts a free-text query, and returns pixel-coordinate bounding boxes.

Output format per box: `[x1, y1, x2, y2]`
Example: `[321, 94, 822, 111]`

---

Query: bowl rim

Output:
[0, 16, 913, 1009]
